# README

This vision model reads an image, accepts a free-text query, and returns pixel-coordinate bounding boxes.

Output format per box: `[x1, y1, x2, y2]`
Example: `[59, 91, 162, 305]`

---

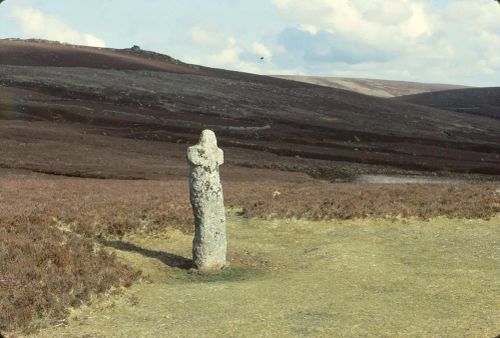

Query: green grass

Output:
[31, 214, 500, 337]
[175, 266, 260, 283]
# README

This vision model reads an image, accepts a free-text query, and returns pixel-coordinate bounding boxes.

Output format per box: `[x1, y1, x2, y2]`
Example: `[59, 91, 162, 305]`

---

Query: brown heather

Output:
[0, 178, 190, 332]
[0, 221, 140, 331]
[239, 182, 500, 220]
[0, 177, 498, 332]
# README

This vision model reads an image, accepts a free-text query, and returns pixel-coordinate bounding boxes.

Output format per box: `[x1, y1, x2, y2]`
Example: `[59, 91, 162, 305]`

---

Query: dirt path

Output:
[33, 215, 500, 337]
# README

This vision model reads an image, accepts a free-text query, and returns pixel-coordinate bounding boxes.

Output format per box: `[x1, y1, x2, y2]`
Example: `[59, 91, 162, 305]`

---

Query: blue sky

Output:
[1, 0, 499, 86]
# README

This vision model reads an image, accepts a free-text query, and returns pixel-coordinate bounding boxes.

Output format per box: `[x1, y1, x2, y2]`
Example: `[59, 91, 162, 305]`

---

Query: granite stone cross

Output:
[187, 130, 227, 270]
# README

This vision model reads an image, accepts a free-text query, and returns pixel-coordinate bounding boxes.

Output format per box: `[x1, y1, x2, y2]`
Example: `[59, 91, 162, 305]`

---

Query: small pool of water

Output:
[354, 175, 466, 184]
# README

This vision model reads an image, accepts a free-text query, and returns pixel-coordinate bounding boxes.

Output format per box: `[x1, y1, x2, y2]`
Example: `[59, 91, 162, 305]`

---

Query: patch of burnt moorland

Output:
[395, 87, 500, 120]
[0, 39, 499, 178]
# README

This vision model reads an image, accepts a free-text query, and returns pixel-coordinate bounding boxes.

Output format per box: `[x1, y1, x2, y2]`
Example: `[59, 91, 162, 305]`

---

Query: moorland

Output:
[0, 39, 498, 336]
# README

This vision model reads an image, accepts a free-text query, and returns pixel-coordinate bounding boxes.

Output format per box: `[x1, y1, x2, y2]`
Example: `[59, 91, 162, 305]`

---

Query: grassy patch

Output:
[176, 266, 261, 284]
[31, 215, 500, 338]
[1, 177, 498, 334]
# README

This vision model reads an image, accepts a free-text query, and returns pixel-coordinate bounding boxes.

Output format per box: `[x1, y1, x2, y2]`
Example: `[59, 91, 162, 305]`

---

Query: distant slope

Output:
[0, 39, 498, 177]
[395, 87, 500, 120]
[273, 75, 469, 98]
[0, 39, 310, 88]
[0, 39, 202, 75]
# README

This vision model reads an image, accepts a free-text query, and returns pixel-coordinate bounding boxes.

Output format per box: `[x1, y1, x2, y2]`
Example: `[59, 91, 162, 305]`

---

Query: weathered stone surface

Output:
[187, 130, 227, 270]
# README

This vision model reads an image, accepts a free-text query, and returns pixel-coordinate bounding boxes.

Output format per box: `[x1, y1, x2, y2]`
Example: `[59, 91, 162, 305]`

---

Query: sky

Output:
[0, 0, 499, 86]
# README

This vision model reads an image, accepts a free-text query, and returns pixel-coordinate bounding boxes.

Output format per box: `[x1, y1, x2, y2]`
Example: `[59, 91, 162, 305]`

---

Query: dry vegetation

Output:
[272, 75, 468, 98]
[0, 39, 498, 335]
[0, 178, 190, 332]
[0, 206, 140, 332]
[240, 182, 500, 220]
[0, 176, 498, 333]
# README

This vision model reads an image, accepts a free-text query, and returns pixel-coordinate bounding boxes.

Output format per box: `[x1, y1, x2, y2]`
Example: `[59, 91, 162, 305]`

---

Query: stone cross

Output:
[187, 130, 227, 271]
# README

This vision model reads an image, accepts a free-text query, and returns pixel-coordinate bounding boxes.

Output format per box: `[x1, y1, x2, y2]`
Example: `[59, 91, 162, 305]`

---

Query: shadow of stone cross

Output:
[100, 239, 193, 270]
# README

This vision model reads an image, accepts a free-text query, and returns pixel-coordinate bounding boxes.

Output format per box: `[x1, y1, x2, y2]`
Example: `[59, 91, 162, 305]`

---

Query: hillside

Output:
[272, 75, 469, 98]
[0, 39, 499, 179]
[1, 39, 499, 336]
[395, 87, 500, 120]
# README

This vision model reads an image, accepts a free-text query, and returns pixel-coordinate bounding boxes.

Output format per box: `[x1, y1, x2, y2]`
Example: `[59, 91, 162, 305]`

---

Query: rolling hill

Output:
[395, 87, 500, 120]
[0, 39, 499, 179]
[272, 75, 469, 98]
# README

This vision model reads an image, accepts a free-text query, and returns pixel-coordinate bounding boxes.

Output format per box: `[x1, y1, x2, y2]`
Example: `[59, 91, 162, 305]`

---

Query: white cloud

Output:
[185, 26, 276, 74]
[11, 6, 106, 47]
[272, 0, 433, 50]
[206, 37, 242, 66]
[202, 37, 265, 74]
[271, 0, 500, 85]
[189, 26, 224, 48]
[298, 24, 319, 35]
[250, 42, 272, 60]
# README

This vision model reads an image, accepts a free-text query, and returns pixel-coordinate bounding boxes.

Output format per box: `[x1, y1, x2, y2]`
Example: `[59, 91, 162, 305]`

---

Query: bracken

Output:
[0, 177, 498, 333]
